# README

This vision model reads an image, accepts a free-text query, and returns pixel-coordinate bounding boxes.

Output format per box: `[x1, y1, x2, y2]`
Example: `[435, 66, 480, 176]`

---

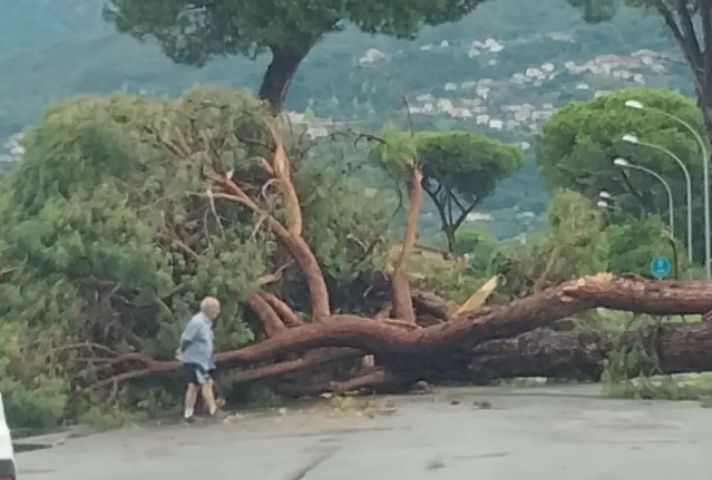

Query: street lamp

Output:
[614, 158, 675, 237]
[597, 192, 619, 211]
[625, 99, 711, 279]
[622, 133, 693, 263]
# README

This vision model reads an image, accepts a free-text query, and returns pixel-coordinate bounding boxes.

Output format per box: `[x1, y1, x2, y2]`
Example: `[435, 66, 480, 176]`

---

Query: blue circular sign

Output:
[650, 256, 672, 279]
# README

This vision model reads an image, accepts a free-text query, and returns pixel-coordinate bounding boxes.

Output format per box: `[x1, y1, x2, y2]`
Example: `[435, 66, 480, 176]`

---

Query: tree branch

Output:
[453, 198, 480, 231]
[264, 122, 303, 236]
[247, 292, 287, 337]
[206, 171, 331, 321]
[446, 188, 454, 231]
[220, 348, 360, 384]
[159, 232, 200, 261]
[259, 291, 303, 327]
[423, 179, 449, 235]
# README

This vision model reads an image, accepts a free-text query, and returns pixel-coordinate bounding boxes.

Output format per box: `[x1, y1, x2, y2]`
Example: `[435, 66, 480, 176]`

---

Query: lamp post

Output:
[614, 158, 675, 237]
[625, 99, 710, 279]
[622, 133, 693, 263]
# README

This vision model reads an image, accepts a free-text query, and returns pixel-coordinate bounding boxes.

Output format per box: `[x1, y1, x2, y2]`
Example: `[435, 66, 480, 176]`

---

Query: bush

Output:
[606, 216, 684, 277]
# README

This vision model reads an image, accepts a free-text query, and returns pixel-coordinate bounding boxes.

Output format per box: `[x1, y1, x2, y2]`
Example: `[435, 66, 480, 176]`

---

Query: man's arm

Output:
[179, 319, 200, 352]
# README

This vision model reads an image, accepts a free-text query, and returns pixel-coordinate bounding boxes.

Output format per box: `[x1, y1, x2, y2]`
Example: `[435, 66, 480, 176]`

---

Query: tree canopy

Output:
[536, 87, 703, 258]
[104, 0, 488, 111]
[418, 131, 523, 254]
[368, 127, 523, 254]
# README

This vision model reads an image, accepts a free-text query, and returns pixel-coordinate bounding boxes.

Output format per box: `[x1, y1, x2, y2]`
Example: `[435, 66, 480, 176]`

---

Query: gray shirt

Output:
[178, 312, 214, 371]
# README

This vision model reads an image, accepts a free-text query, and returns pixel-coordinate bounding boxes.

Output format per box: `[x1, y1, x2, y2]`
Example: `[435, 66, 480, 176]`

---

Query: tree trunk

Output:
[258, 46, 308, 113]
[444, 226, 456, 256]
[390, 167, 424, 324]
[463, 320, 712, 383]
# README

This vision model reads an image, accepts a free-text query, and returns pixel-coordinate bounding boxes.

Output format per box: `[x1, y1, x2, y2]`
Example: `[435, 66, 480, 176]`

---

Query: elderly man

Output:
[178, 296, 221, 422]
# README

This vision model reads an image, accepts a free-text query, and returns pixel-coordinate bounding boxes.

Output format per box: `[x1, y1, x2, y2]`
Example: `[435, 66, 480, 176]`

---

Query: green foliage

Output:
[0, 322, 70, 430]
[369, 124, 418, 183]
[0, 86, 401, 428]
[371, 126, 523, 251]
[606, 216, 679, 276]
[454, 224, 500, 273]
[491, 188, 687, 297]
[544, 190, 610, 274]
[418, 130, 523, 251]
[418, 131, 524, 203]
[104, 0, 488, 65]
[2, 87, 271, 354]
[492, 190, 609, 297]
[537, 87, 705, 259]
[408, 256, 485, 305]
[0, 87, 277, 428]
[302, 168, 392, 283]
[598, 312, 712, 402]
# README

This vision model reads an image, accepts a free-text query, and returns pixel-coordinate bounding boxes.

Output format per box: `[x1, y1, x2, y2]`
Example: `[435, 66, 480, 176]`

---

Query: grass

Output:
[602, 372, 712, 404]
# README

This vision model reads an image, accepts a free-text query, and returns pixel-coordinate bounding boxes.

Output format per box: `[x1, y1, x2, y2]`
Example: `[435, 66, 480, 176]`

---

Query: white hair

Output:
[200, 296, 221, 320]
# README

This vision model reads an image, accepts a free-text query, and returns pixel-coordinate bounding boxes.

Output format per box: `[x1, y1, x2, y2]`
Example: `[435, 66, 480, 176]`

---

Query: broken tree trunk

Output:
[390, 167, 424, 324]
[463, 319, 712, 383]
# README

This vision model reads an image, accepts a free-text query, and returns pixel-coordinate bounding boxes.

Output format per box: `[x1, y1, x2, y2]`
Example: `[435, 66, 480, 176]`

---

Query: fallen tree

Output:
[68, 115, 712, 393]
[9, 94, 700, 402]
[76, 275, 712, 393]
[18, 89, 712, 431]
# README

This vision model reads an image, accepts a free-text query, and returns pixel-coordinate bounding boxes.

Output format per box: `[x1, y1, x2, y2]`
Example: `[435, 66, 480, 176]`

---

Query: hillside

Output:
[0, 0, 693, 239]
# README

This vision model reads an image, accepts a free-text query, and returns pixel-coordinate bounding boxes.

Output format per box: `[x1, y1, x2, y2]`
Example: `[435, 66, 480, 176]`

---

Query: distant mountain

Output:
[0, 1, 104, 55]
[0, 0, 692, 235]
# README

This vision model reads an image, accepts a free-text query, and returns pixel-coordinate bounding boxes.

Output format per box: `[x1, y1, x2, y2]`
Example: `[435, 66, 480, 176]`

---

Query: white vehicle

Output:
[0, 394, 16, 480]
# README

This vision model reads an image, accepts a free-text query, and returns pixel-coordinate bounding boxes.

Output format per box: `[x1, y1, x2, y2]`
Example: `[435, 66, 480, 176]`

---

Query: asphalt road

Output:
[16, 385, 712, 479]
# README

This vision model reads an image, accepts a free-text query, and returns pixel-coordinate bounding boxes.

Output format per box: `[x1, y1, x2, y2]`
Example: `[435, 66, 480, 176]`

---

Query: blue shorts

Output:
[183, 363, 215, 386]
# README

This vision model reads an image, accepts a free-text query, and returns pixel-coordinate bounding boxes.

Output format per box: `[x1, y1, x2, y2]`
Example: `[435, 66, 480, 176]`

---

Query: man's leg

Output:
[183, 363, 201, 420]
[201, 379, 218, 416]
[184, 383, 198, 420]
[208, 368, 225, 407]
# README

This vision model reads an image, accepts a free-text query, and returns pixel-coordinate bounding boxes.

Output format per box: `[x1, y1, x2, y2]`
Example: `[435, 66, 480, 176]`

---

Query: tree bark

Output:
[390, 167, 424, 324]
[464, 319, 712, 383]
[247, 292, 286, 337]
[412, 290, 456, 321]
[444, 225, 456, 256]
[258, 46, 307, 114]
[260, 292, 303, 328]
[220, 348, 361, 384]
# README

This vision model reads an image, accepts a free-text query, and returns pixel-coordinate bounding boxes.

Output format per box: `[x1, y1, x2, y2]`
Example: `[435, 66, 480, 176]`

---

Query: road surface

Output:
[16, 385, 712, 479]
